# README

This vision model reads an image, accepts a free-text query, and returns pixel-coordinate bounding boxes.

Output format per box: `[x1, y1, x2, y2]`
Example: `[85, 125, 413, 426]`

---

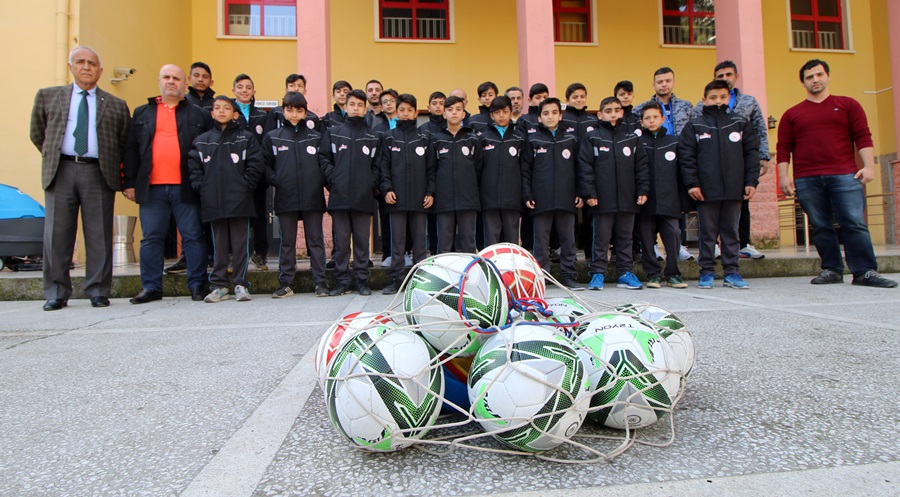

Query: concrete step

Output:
[3, 254, 899, 300]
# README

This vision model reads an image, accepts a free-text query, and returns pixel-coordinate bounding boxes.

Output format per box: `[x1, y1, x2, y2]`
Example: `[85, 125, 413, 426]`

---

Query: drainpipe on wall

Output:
[56, 0, 69, 85]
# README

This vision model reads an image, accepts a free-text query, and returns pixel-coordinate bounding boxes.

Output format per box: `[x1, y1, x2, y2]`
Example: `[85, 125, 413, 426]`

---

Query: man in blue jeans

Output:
[123, 64, 214, 302]
[777, 59, 896, 288]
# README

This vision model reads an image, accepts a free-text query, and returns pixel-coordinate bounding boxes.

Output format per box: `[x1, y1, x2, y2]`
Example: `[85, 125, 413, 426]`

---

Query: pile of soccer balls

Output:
[314, 243, 695, 458]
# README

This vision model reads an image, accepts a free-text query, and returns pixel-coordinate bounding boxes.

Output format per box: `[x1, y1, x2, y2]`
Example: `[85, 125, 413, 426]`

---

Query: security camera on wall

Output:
[110, 67, 136, 84]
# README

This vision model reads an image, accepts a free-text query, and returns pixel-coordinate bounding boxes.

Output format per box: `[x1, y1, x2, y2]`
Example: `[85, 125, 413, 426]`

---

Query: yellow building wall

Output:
[329, 0, 519, 114]
[191, 0, 296, 109]
[6, 2, 61, 208]
[556, 0, 717, 108]
[763, 0, 891, 244]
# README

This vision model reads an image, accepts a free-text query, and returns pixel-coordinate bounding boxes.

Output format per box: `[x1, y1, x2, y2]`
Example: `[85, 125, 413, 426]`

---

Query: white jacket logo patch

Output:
[461, 146, 470, 156]
[622, 147, 631, 157]
[697, 133, 712, 140]
[277, 145, 289, 152]
[508, 146, 517, 156]
[665, 151, 676, 161]
[391, 146, 401, 152]
[536, 147, 547, 154]
[306, 146, 317, 155]
[231, 153, 240, 164]
[561, 149, 571, 159]
[484, 144, 495, 151]
[729, 131, 742, 142]
[306, 120, 315, 129]
[439, 147, 449, 154]
[362, 145, 370, 155]
[415, 146, 426, 156]
[338, 144, 348, 152]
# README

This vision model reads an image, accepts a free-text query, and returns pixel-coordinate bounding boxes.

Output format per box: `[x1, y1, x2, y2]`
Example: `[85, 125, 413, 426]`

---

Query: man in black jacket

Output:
[318, 89, 381, 296]
[123, 64, 212, 303]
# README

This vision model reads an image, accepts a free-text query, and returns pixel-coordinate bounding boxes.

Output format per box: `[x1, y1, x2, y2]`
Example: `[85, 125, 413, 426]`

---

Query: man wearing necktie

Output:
[30, 46, 131, 311]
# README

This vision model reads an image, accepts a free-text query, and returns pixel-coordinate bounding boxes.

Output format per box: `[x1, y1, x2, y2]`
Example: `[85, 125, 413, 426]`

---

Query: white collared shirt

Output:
[60, 83, 99, 158]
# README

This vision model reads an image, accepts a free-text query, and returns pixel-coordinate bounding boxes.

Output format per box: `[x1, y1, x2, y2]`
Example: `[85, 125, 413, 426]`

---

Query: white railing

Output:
[792, 29, 840, 49]
[228, 14, 295, 36]
[382, 16, 446, 39]
[663, 23, 715, 45]
[558, 21, 587, 42]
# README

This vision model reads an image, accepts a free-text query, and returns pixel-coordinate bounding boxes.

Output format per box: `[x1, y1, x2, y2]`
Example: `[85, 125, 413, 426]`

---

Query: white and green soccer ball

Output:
[468, 323, 591, 452]
[522, 297, 590, 337]
[404, 253, 510, 357]
[616, 304, 694, 379]
[577, 314, 681, 430]
[325, 324, 444, 452]
[314, 312, 392, 387]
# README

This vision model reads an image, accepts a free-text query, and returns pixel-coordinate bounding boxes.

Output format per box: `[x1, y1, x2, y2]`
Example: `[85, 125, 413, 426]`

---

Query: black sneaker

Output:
[165, 256, 187, 274]
[251, 253, 268, 271]
[382, 279, 402, 295]
[272, 286, 294, 299]
[356, 281, 372, 296]
[315, 283, 329, 297]
[851, 270, 898, 288]
[559, 276, 583, 291]
[811, 269, 844, 285]
[549, 248, 561, 263]
[329, 283, 352, 296]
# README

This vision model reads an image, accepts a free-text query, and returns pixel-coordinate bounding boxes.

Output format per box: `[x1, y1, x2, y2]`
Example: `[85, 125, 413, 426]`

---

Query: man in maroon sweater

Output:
[777, 59, 896, 288]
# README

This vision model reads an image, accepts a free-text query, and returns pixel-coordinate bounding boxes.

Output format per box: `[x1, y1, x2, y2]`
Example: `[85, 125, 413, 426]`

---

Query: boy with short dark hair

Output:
[322, 80, 352, 129]
[579, 97, 649, 291]
[371, 88, 400, 268]
[522, 98, 585, 290]
[186, 62, 215, 109]
[379, 93, 437, 294]
[614, 80, 640, 133]
[263, 92, 328, 298]
[562, 82, 599, 140]
[189, 96, 264, 303]
[479, 95, 525, 245]
[517, 83, 550, 133]
[232, 74, 271, 271]
[469, 81, 498, 132]
[432, 95, 482, 253]
[371, 88, 400, 136]
[265, 74, 322, 134]
[679, 80, 760, 289]
[318, 89, 381, 296]
[419, 91, 447, 137]
[638, 102, 688, 289]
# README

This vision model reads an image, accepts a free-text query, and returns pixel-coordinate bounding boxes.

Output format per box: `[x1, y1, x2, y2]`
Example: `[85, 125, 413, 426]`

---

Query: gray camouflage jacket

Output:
[634, 94, 695, 137]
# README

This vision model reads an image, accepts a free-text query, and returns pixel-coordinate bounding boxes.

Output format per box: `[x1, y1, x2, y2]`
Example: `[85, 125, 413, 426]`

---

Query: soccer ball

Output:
[616, 304, 694, 379]
[577, 314, 681, 430]
[468, 323, 591, 452]
[479, 243, 546, 301]
[404, 253, 509, 357]
[522, 297, 590, 337]
[314, 312, 391, 386]
[616, 303, 685, 331]
[325, 324, 444, 452]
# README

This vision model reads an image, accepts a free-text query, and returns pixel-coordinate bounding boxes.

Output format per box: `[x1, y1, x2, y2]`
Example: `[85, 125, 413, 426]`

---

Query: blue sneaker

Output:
[588, 273, 604, 290]
[616, 271, 643, 290]
[698, 274, 715, 289]
[724, 273, 749, 289]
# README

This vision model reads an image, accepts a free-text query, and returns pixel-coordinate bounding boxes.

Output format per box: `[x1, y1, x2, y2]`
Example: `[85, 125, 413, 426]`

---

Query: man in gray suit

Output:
[30, 46, 131, 311]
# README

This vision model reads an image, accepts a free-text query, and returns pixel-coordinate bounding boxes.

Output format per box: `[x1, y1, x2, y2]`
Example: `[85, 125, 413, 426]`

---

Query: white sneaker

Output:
[654, 244, 663, 261]
[739, 244, 765, 259]
[381, 256, 392, 267]
[678, 245, 694, 261]
[714, 244, 721, 259]
[204, 287, 229, 303]
[235, 285, 251, 302]
[404, 254, 413, 266]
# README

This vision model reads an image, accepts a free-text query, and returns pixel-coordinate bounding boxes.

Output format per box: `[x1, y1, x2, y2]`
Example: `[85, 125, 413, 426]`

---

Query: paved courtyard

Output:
[1, 275, 898, 496]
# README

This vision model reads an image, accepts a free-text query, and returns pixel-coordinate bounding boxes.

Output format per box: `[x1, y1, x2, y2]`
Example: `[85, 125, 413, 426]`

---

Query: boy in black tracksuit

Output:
[579, 97, 649, 291]
[637, 102, 688, 289]
[562, 83, 599, 141]
[419, 91, 446, 255]
[516, 83, 550, 136]
[479, 96, 525, 246]
[615, 80, 641, 134]
[317, 89, 380, 296]
[321, 80, 352, 130]
[262, 92, 328, 299]
[189, 96, 264, 303]
[521, 98, 584, 290]
[264, 74, 322, 135]
[379, 93, 437, 294]
[468, 81, 498, 133]
[679, 80, 759, 290]
[432, 95, 482, 254]
[232, 74, 271, 270]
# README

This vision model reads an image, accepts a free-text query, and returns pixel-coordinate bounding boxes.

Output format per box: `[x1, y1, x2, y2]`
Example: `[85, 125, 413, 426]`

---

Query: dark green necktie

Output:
[74, 90, 89, 156]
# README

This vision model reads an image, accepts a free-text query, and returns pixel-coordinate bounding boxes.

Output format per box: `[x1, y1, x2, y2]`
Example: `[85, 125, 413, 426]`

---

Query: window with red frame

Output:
[553, 0, 591, 43]
[790, 0, 845, 50]
[224, 0, 296, 37]
[661, 0, 715, 46]
[379, 0, 450, 40]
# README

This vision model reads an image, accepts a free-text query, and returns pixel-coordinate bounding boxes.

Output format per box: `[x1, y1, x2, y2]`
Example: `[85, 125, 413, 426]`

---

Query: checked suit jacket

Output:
[30, 84, 131, 191]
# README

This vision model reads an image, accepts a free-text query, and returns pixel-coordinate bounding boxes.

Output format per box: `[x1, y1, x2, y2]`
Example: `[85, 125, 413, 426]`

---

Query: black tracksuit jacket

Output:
[317, 116, 380, 213]
[378, 119, 437, 214]
[521, 125, 583, 215]
[479, 124, 525, 212]
[639, 127, 688, 218]
[578, 120, 649, 215]
[431, 125, 483, 213]
[262, 118, 326, 214]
